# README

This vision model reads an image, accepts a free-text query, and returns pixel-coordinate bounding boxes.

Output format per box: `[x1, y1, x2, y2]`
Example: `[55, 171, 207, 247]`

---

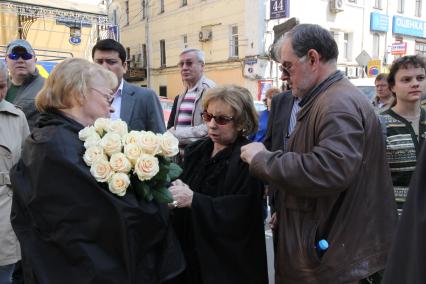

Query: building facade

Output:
[111, 0, 426, 100]
[0, 0, 110, 68]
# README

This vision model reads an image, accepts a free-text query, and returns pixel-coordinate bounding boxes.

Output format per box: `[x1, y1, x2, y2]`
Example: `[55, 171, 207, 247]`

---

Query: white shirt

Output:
[111, 79, 124, 121]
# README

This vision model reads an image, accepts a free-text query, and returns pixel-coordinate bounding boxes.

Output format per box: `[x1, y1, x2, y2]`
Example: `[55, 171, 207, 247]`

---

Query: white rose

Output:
[94, 117, 110, 135]
[159, 132, 179, 157]
[139, 131, 161, 155]
[109, 152, 132, 173]
[123, 131, 142, 145]
[134, 154, 159, 181]
[124, 143, 142, 164]
[90, 159, 113, 183]
[83, 145, 107, 166]
[100, 132, 122, 156]
[83, 133, 101, 149]
[108, 172, 130, 196]
[107, 119, 128, 137]
[78, 126, 97, 141]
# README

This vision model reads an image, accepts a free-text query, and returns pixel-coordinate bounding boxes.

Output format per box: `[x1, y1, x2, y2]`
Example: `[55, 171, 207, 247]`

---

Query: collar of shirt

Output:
[115, 79, 124, 98]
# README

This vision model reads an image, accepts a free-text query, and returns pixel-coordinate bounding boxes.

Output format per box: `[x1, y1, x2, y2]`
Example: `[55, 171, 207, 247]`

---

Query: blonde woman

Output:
[10, 58, 184, 284]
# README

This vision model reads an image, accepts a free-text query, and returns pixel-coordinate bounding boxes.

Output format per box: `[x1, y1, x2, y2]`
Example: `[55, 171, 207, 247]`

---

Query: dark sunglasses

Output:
[7, 52, 33, 60]
[201, 111, 234, 125]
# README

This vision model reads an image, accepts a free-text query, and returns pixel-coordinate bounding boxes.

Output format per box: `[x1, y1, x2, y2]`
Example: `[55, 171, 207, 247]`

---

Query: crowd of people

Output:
[0, 23, 425, 284]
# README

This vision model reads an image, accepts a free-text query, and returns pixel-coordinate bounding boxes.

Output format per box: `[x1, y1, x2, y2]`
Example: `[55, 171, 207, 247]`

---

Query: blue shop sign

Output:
[393, 15, 426, 38]
[370, 12, 389, 32]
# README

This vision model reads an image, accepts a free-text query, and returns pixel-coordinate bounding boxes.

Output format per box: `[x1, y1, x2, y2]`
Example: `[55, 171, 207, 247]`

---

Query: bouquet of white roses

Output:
[78, 118, 182, 203]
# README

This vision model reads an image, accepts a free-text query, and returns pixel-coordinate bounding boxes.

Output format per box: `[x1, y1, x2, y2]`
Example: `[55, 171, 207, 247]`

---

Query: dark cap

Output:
[6, 39, 34, 55]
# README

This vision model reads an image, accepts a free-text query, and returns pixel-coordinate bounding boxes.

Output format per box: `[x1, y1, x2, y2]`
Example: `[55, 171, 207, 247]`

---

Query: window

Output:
[183, 35, 188, 49]
[415, 0, 422, 16]
[397, 0, 404, 13]
[125, 1, 129, 25]
[160, 40, 166, 67]
[343, 33, 349, 60]
[112, 9, 118, 25]
[159, 86, 167, 98]
[415, 41, 426, 57]
[374, 0, 382, 9]
[182, 0, 187, 6]
[126, 47, 131, 63]
[229, 25, 239, 58]
[136, 53, 142, 68]
[159, 0, 164, 14]
[142, 44, 147, 67]
[141, 0, 146, 20]
[373, 33, 380, 58]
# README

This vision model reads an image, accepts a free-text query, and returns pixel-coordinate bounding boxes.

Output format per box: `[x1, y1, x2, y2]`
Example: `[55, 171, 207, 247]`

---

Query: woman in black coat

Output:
[10, 58, 184, 284]
[168, 85, 268, 284]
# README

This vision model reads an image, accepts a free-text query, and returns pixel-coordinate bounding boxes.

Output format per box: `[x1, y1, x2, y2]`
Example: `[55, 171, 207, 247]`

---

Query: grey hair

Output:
[180, 48, 205, 63]
[275, 24, 339, 63]
[0, 60, 8, 80]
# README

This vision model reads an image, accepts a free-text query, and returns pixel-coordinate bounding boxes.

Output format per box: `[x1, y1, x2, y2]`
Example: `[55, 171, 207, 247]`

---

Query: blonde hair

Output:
[36, 58, 117, 112]
[202, 85, 258, 136]
[263, 87, 281, 105]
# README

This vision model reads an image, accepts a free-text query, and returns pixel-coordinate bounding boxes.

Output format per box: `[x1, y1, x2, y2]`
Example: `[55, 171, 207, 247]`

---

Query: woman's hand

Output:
[169, 179, 193, 208]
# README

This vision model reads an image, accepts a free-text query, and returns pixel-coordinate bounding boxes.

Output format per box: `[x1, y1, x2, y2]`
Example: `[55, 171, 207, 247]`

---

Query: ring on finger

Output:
[172, 200, 178, 208]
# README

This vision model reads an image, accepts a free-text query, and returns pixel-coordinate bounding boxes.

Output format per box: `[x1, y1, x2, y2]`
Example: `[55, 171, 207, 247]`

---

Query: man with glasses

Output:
[241, 24, 396, 283]
[92, 39, 165, 133]
[167, 48, 215, 159]
[5, 39, 44, 130]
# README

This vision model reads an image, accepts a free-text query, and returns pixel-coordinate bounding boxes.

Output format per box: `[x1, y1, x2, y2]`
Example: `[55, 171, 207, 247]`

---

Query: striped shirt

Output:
[176, 88, 197, 127]
[381, 108, 426, 215]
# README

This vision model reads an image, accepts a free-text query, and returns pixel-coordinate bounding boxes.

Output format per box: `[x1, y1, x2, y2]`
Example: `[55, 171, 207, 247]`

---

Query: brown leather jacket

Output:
[251, 76, 397, 283]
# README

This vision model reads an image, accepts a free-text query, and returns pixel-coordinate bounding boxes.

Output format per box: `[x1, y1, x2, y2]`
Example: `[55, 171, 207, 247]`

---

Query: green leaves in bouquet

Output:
[132, 176, 153, 202]
[132, 157, 183, 204]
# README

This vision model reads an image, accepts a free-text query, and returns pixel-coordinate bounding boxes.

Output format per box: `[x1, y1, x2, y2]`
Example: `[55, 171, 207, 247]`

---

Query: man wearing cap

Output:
[5, 39, 44, 130]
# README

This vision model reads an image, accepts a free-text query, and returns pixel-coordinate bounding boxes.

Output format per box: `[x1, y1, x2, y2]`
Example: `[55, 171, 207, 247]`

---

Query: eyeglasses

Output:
[201, 111, 234, 125]
[91, 87, 114, 105]
[279, 55, 307, 77]
[7, 52, 33, 60]
[177, 60, 201, 68]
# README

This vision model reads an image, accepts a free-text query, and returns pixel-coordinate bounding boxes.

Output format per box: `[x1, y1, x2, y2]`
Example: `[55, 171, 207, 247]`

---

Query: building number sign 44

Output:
[270, 0, 288, 19]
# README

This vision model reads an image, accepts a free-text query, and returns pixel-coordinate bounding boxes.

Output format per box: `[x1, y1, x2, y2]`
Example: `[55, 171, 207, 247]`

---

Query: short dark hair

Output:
[284, 24, 339, 62]
[387, 55, 426, 90]
[92, 39, 127, 64]
[375, 73, 388, 83]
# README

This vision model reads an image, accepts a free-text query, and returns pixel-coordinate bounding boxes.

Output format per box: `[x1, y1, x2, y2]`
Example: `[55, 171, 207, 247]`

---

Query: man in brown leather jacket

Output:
[241, 24, 397, 284]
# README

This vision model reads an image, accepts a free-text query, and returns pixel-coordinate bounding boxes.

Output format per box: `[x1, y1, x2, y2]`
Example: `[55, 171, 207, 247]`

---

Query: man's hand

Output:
[240, 142, 266, 165]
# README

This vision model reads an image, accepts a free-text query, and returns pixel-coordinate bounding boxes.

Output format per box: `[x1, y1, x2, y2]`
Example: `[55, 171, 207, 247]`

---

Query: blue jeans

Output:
[0, 263, 15, 284]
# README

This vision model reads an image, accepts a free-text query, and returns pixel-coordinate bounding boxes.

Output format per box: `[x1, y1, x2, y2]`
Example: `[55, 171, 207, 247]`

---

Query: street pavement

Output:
[265, 225, 275, 284]
[265, 211, 275, 284]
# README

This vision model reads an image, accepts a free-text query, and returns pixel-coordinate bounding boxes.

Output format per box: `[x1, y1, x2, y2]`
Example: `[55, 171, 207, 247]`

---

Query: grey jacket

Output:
[170, 76, 215, 145]
[121, 81, 166, 133]
[0, 100, 29, 266]
[9, 69, 45, 130]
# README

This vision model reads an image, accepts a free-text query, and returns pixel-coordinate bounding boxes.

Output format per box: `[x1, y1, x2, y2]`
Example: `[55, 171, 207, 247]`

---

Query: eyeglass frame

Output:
[201, 111, 234, 125]
[177, 60, 203, 68]
[7, 52, 34, 61]
[90, 87, 115, 105]
[279, 55, 307, 77]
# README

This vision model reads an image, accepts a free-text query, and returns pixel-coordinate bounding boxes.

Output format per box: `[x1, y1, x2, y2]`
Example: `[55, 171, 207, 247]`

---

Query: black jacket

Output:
[10, 111, 184, 284]
[170, 137, 268, 284]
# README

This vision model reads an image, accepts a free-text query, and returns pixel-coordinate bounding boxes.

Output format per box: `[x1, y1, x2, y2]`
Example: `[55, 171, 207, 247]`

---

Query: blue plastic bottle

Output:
[316, 239, 329, 257]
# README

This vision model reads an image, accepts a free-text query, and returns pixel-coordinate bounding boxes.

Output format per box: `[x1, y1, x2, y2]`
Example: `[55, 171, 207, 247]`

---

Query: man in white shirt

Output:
[92, 39, 165, 133]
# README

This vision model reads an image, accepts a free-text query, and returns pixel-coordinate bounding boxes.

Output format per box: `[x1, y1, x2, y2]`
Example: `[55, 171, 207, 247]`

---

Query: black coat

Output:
[170, 137, 268, 284]
[383, 143, 426, 284]
[10, 111, 184, 284]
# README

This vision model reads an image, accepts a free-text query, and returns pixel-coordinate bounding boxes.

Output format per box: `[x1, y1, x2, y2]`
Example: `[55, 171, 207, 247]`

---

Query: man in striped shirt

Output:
[168, 48, 215, 157]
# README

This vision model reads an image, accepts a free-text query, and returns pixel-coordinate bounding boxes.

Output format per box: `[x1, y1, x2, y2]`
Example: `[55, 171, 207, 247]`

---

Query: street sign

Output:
[270, 0, 289, 19]
[367, 60, 381, 77]
[391, 42, 407, 55]
[355, 50, 372, 66]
